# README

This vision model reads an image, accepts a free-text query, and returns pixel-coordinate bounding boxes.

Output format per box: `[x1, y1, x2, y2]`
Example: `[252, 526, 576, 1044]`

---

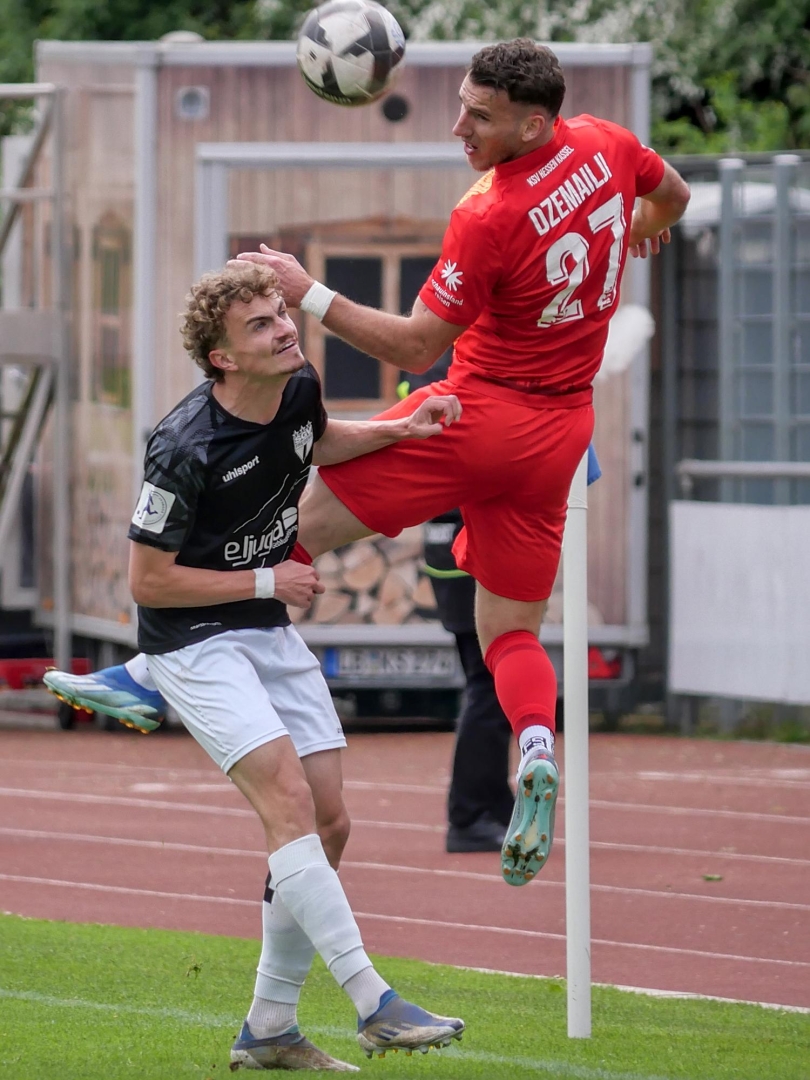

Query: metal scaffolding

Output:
[0, 82, 71, 669]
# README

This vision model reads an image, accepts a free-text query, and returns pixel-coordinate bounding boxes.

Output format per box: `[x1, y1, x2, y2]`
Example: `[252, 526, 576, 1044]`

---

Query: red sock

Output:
[484, 630, 557, 741]
[291, 542, 313, 565]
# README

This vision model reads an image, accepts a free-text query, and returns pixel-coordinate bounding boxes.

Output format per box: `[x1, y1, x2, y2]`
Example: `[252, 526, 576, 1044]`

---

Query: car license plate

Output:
[329, 647, 457, 680]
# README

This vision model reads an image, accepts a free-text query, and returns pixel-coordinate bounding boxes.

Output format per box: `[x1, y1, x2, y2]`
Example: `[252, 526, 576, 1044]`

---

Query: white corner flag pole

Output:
[563, 450, 592, 1038]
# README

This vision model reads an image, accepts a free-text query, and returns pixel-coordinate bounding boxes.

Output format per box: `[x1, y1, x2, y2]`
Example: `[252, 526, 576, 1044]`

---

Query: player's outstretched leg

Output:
[43, 664, 167, 733]
[483, 629, 559, 886]
[501, 746, 559, 886]
[356, 990, 465, 1059]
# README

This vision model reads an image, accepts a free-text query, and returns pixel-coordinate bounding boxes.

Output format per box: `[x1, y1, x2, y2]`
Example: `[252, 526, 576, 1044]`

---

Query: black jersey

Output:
[128, 364, 327, 654]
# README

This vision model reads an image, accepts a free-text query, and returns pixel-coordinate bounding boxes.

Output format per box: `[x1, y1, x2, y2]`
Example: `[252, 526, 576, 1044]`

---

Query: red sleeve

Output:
[418, 206, 503, 327]
[634, 138, 665, 197]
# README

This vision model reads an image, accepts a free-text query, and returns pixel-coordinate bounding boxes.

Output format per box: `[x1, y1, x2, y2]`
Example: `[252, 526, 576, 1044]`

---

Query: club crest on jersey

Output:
[292, 421, 314, 463]
[440, 260, 463, 292]
[456, 169, 494, 207]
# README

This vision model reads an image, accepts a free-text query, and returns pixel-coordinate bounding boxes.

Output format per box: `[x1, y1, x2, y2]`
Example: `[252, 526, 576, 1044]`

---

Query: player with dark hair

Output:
[46, 39, 689, 890]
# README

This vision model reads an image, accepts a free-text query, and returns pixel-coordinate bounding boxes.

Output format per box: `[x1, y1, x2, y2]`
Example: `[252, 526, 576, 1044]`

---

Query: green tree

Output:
[391, 0, 810, 151]
[1, 0, 808, 151]
[0, 0, 298, 135]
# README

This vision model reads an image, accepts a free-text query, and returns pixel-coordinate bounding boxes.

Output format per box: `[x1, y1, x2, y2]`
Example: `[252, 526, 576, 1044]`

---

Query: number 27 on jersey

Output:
[534, 193, 626, 327]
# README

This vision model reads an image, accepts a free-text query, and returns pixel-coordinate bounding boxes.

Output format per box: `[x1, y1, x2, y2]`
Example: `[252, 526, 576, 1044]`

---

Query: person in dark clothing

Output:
[424, 509, 514, 853]
[424, 432, 601, 852]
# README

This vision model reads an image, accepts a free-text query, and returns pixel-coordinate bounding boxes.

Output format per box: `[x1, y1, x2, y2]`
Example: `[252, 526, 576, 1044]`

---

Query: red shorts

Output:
[319, 379, 594, 601]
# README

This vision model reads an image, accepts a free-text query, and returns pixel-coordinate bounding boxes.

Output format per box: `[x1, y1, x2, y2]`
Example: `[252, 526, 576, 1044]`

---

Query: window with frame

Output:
[305, 245, 441, 412]
[230, 224, 445, 415]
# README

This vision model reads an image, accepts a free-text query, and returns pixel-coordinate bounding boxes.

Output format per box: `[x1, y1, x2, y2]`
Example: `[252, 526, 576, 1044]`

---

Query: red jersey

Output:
[418, 114, 665, 399]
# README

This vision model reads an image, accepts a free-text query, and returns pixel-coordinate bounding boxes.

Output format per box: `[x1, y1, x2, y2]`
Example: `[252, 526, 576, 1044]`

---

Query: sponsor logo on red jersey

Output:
[440, 260, 464, 292]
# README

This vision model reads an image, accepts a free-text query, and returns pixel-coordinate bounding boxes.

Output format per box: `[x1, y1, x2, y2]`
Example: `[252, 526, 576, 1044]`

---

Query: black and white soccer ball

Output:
[296, 0, 406, 107]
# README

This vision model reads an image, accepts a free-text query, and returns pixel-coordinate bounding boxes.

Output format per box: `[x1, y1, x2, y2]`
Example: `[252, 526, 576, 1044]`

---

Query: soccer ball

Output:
[296, 0, 406, 107]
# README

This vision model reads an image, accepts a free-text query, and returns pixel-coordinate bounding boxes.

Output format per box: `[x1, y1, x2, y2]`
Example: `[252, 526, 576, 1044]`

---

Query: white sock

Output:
[268, 835, 391, 1015]
[343, 965, 391, 1021]
[518, 725, 555, 776]
[248, 886, 316, 1037]
[246, 995, 297, 1039]
[124, 654, 158, 691]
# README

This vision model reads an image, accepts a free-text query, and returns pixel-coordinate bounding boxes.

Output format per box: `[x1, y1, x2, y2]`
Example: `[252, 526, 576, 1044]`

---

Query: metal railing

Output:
[675, 459, 810, 497]
[0, 82, 71, 670]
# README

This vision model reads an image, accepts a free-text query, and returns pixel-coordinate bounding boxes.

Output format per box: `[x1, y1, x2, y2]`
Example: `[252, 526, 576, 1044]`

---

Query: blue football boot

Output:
[43, 664, 167, 734]
[230, 1021, 359, 1071]
[357, 989, 464, 1059]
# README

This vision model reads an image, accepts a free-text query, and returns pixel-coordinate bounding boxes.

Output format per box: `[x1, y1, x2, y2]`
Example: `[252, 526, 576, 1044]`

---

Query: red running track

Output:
[0, 728, 808, 1008]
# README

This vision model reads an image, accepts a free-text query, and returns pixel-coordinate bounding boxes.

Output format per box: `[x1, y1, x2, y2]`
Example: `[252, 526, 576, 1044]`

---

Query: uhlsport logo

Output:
[293, 421, 314, 463]
[222, 455, 260, 484]
[131, 482, 176, 535]
[224, 507, 299, 566]
[440, 260, 463, 292]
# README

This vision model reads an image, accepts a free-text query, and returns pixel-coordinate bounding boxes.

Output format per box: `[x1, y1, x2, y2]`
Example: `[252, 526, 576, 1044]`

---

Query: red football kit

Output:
[320, 115, 665, 601]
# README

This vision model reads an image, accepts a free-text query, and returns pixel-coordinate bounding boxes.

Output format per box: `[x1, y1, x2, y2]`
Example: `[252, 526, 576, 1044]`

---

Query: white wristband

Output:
[253, 567, 276, 600]
[300, 281, 337, 321]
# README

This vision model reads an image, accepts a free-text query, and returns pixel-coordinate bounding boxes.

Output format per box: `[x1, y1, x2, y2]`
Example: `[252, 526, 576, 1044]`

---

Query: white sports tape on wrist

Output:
[300, 281, 336, 321]
[254, 567, 276, 599]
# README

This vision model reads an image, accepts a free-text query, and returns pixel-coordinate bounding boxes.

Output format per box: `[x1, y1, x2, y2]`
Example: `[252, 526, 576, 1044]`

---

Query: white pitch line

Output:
[586, 799, 810, 825]
[0, 988, 676, 1080]
[0, 757, 223, 781]
[2, 824, 809, 869]
[637, 770, 810, 790]
[1, 874, 808, 972]
[583, 839, 810, 868]
[0, 873, 256, 907]
[455, 968, 810, 1014]
[344, 863, 810, 913]
[0, 826, 267, 859]
[0, 758, 451, 793]
[3, 785, 809, 827]
[5, 755, 810, 794]
[354, 911, 810, 970]
[0, 786, 253, 816]
[3, 828, 809, 910]
[0, 787, 444, 830]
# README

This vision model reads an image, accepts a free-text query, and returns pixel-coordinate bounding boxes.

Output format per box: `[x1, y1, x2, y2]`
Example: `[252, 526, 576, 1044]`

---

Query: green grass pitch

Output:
[0, 913, 807, 1079]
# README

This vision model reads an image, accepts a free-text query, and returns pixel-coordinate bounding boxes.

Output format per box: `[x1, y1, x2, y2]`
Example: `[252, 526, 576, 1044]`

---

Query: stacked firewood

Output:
[292, 526, 438, 625]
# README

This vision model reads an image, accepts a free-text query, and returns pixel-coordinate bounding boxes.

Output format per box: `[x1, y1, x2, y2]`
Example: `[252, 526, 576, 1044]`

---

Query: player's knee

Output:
[476, 597, 547, 655]
[256, 772, 317, 849]
[318, 804, 351, 867]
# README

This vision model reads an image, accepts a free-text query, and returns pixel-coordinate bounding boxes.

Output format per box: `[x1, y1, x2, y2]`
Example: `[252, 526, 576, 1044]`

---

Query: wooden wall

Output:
[37, 58, 137, 628]
[37, 50, 638, 632]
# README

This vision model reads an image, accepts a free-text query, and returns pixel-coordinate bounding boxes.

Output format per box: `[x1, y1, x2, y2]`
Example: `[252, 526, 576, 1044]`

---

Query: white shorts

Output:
[146, 625, 346, 774]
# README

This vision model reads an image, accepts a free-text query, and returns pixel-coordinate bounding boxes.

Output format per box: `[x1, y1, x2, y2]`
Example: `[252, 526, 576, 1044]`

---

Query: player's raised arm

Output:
[628, 161, 691, 258]
[312, 393, 462, 466]
[232, 246, 464, 373]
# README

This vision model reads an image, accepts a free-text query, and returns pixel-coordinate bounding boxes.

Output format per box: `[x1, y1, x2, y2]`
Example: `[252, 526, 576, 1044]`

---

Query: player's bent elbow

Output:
[129, 573, 163, 608]
[674, 181, 691, 213]
[405, 355, 440, 375]
[403, 341, 450, 375]
[129, 579, 151, 607]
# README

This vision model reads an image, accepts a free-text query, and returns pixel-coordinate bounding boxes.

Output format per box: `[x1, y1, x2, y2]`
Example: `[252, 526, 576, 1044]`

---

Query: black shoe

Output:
[446, 814, 507, 853]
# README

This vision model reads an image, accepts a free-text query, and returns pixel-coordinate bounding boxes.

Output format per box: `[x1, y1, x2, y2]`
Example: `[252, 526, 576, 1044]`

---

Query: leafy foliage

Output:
[0, 0, 808, 151]
[388, 0, 810, 151]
